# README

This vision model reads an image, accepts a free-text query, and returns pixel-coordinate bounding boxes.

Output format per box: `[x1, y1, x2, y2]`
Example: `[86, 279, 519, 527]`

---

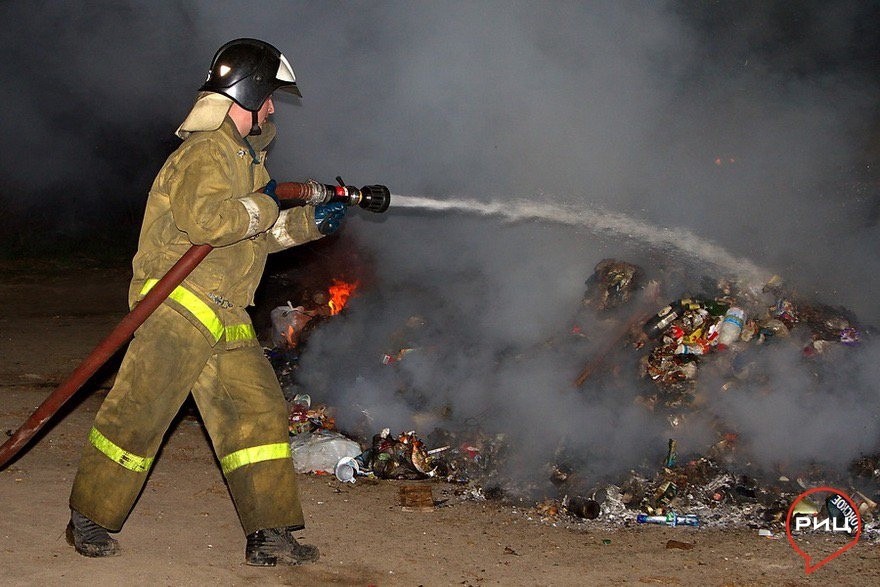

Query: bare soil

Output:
[1, 262, 878, 586]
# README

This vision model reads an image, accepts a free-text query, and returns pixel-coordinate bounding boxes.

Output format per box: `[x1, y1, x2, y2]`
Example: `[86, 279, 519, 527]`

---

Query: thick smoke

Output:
[3, 2, 879, 487]
[282, 1, 880, 485]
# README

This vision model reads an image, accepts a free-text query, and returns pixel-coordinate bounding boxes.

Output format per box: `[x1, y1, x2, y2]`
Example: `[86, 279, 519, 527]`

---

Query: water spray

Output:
[391, 194, 770, 289]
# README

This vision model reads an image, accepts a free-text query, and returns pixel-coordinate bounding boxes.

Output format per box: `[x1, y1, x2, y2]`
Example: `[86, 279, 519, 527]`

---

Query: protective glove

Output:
[314, 201, 347, 235]
[261, 179, 280, 206]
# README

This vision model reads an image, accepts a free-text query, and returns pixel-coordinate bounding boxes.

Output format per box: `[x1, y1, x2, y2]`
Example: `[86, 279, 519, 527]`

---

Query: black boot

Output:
[66, 509, 120, 557]
[245, 527, 319, 566]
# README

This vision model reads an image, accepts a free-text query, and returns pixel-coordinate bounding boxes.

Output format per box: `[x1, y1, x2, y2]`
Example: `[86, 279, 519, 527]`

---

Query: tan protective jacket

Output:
[129, 116, 323, 348]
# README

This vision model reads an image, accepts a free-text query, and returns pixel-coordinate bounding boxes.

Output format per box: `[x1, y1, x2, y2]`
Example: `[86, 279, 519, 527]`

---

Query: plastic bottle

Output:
[637, 512, 700, 527]
[672, 513, 700, 527]
[715, 307, 745, 350]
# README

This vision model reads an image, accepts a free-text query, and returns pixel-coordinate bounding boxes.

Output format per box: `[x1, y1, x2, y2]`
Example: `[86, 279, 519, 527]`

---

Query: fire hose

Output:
[0, 180, 390, 469]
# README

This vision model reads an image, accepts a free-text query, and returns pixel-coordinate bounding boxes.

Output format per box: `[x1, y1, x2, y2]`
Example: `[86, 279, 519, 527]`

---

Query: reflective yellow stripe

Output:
[141, 278, 224, 342]
[88, 427, 153, 473]
[141, 279, 248, 343]
[225, 323, 256, 342]
[220, 443, 291, 475]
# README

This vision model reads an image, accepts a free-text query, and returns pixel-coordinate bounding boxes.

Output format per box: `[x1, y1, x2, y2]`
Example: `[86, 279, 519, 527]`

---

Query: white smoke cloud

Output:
[281, 1, 880, 485]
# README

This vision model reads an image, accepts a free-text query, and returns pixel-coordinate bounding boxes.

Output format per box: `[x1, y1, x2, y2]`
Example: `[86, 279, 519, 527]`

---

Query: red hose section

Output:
[272, 181, 313, 202]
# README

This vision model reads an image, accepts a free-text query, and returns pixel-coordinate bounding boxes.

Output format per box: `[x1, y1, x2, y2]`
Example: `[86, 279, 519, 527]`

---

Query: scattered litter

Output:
[288, 395, 335, 435]
[351, 429, 439, 480]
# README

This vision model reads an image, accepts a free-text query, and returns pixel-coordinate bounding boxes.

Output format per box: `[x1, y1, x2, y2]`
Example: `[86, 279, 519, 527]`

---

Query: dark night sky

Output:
[3, 1, 880, 476]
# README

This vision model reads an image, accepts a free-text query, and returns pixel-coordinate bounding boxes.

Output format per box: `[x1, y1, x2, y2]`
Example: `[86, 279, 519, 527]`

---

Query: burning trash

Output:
[264, 254, 878, 544]
[265, 277, 363, 400]
[381, 315, 429, 366]
[328, 278, 359, 316]
[270, 279, 360, 349]
[270, 303, 316, 349]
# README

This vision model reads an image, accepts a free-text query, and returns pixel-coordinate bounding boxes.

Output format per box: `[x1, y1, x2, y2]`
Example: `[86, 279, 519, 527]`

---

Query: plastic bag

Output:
[289, 429, 362, 474]
[270, 302, 313, 348]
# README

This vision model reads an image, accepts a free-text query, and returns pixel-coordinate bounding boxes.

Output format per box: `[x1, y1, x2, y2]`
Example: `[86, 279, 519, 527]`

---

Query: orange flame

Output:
[328, 279, 359, 315]
[285, 324, 296, 347]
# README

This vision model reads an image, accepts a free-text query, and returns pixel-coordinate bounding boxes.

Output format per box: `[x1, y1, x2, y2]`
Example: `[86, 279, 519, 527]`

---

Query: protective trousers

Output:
[69, 304, 304, 535]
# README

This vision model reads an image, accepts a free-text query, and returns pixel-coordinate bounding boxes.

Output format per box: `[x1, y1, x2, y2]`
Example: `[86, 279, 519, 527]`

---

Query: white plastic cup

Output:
[335, 456, 360, 483]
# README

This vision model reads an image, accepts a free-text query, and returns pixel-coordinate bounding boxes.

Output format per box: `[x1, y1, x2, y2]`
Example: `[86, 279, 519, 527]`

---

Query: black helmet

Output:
[200, 38, 300, 112]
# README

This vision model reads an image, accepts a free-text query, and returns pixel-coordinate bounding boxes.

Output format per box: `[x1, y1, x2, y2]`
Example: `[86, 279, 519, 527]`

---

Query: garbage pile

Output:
[555, 260, 876, 535]
[632, 274, 864, 418]
[266, 257, 879, 539]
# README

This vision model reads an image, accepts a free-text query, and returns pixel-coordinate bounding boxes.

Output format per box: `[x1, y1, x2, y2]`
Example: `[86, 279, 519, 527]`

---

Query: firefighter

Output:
[66, 38, 342, 566]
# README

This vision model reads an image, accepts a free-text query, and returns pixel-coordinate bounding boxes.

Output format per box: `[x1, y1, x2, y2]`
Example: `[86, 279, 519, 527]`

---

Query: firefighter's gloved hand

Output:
[261, 179, 280, 206]
[314, 201, 346, 235]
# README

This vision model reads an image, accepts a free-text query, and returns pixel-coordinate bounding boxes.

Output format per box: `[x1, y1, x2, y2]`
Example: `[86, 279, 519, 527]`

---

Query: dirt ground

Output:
[1, 262, 879, 586]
